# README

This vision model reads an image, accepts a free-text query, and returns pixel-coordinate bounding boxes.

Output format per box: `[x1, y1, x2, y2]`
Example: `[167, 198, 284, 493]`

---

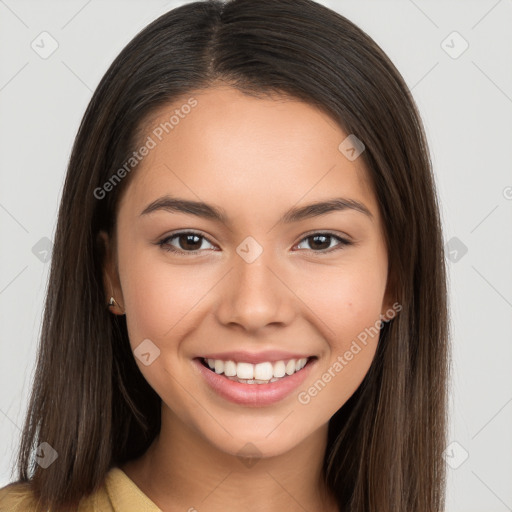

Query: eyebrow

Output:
[139, 195, 373, 224]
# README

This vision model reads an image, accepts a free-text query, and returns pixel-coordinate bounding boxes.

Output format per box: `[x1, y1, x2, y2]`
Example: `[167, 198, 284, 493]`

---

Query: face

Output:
[102, 86, 394, 459]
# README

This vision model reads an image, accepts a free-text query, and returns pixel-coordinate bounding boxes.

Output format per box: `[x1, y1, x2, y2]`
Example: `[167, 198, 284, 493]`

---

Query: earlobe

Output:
[97, 230, 126, 316]
[107, 295, 125, 315]
[380, 271, 399, 322]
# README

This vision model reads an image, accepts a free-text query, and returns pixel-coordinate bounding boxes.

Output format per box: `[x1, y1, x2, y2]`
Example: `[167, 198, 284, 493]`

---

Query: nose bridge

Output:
[216, 238, 294, 330]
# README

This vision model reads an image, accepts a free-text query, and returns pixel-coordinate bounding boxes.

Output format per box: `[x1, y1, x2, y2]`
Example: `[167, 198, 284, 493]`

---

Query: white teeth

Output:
[236, 362, 254, 380]
[202, 356, 312, 381]
[254, 362, 273, 381]
[273, 360, 286, 378]
[214, 360, 224, 374]
[285, 360, 296, 375]
[226, 376, 281, 384]
[295, 358, 308, 371]
[224, 360, 237, 377]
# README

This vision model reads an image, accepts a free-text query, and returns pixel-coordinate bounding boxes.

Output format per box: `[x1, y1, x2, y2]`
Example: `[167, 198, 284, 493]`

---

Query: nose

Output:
[215, 248, 296, 333]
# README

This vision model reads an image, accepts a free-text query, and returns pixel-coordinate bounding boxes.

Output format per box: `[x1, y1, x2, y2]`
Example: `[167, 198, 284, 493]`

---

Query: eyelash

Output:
[157, 230, 352, 256]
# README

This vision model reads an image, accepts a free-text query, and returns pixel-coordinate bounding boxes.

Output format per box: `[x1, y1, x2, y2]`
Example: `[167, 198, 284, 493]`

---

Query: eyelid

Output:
[157, 229, 352, 255]
[157, 229, 217, 253]
[296, 229, 352, 243]
[293, 231, 352, 253]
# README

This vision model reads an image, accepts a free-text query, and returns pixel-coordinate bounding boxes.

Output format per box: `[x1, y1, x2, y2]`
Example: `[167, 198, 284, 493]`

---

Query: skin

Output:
[101, 85, 395, 512]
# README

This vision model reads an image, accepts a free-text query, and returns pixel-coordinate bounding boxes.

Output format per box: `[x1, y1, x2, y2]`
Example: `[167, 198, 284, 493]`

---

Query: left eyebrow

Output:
[280, 197, 373, 223]
[139, 195, 373, 225]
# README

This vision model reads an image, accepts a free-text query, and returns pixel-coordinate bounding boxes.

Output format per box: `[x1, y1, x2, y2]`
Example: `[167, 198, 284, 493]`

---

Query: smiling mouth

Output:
[198, 356, 317, 385]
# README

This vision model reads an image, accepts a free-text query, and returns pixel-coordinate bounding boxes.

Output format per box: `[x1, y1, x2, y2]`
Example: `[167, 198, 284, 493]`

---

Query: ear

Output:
[97, 230, 125, 315]
[380, 267, 399, 322]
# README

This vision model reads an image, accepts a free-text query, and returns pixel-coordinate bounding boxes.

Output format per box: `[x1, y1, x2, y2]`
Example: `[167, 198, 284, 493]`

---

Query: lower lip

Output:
[193, 357, 316, 407]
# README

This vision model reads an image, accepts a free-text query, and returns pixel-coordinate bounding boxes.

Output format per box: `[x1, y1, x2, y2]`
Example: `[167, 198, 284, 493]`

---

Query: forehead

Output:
[119, 86, 378, 225]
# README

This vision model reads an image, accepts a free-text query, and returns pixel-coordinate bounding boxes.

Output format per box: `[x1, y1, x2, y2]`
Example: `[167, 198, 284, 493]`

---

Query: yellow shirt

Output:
[0, 467, 162, 512]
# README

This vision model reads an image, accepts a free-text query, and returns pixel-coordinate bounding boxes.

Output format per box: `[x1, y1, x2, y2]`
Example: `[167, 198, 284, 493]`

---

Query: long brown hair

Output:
[7, 0, 449, 510]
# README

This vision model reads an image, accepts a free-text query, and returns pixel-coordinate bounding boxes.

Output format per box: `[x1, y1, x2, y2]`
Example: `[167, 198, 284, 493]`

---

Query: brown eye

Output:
[295, 233, 351, 253]
[157, 231, 351, 256]
[175, 233, 202, 251]
[158, 231, 216, 254]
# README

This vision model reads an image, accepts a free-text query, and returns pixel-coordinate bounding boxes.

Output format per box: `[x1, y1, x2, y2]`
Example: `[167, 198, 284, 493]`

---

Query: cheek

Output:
[297, 256, 387, 343]
[338, 270, 386, 341]
[118, 243, 216, 345]
[117, 248, 213, 403]
[292, 256, 386, 408]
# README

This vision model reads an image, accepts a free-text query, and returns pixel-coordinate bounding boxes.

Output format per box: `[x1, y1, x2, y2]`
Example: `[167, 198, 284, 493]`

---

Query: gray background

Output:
[1, 1, 511, 510]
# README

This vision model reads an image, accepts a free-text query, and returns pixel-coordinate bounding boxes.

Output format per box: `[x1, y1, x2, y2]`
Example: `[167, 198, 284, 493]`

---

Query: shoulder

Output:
[0, 481, 39, 511]
[0, 478, 113, 512]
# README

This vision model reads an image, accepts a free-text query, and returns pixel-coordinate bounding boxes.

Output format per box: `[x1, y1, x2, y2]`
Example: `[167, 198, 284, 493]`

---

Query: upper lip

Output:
[198, 350, 315, 364]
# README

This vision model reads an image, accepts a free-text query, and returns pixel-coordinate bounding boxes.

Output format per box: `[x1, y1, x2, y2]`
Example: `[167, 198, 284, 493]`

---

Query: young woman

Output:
[0, 0, 449, 510]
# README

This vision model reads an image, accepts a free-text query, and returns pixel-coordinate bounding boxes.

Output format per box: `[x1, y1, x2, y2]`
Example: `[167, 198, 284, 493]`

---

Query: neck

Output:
[121, 404, 339, 512]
